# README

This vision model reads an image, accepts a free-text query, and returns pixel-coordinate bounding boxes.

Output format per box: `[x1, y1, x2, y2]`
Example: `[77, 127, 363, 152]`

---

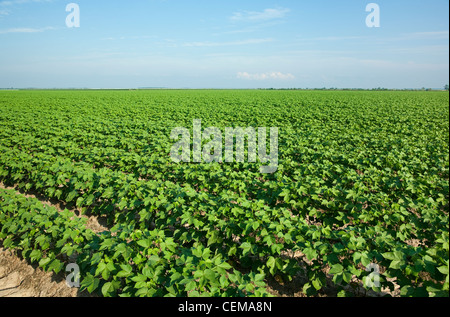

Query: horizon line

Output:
[0, 87, 448, 91]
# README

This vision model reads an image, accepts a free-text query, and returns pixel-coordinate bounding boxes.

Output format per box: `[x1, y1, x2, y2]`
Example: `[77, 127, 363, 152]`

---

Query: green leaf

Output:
[342, 271, 353, 283]
[135, 286, 149, 297]
[228, 245, 237, 256]
[66, 190, 78, 202]
[81, 274, 100, 293]
[148, 255, 160, 266]
[360, 253, 371, 267]
[102, 187, 114, 199]
[437, 265, 449, 276]
[302, 283, 316, 296]
[170, 272, 182, 284]
[184, 280, 196, 292]
[219, 275, 229, 288]
[102, 282, 115, 297]
[246, 283, 255, 293]
[312, 278, 323, 290]
[217, 262, 232, 271]
[76, 197, 84, 207]
[29, 249, 42, 263]
[39, 257, 52, 269]
[204, 269, 216, 282]
[389, 260, 404, 270]
[131, 274, 147, 283]
[266, 256, 276, 274]
[48, 259, 64, 273]
[329, 264, 344, 275]
[137, 239, 151, 248]
[240, 242, 252, 256]
[303, 247, 318, 261]
[117, 264, 133, 278]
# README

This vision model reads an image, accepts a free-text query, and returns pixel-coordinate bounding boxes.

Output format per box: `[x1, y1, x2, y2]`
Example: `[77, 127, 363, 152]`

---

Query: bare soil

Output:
[0, 247, 91, 297]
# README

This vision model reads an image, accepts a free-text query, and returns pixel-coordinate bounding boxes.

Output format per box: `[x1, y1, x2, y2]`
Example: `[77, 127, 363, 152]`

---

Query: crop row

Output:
[0, 144, 448, 296]
[0, 188, 268, 297]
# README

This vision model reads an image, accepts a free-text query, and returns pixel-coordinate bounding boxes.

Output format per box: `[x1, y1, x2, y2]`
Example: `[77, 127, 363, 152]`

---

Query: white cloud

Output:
[304, 36, 368, 41]
[408, 31, 449, 40]
[0, 0, 53, 6]
[0, 0, 53, 18]
[0, 26, 55, 34]
[237, 71, 295, 80]
[183, 38, 273, 47]
[231, 8, 290, 22]
[102, 35, 157, 41]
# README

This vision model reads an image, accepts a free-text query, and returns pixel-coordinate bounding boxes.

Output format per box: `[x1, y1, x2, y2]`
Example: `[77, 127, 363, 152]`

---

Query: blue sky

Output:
[0, 0, 448, 89]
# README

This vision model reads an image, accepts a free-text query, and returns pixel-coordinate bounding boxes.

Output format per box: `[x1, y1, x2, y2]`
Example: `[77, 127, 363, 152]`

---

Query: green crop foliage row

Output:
[0, 90, 448, 297]
[0, 188, 269, 297]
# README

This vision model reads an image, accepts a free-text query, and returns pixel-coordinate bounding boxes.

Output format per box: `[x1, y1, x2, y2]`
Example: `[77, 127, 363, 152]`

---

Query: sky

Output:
[0, 0, 448, 89]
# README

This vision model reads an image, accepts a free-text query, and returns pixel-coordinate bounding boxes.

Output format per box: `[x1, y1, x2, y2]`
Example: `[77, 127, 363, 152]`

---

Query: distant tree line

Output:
[259, 86, 450, 91]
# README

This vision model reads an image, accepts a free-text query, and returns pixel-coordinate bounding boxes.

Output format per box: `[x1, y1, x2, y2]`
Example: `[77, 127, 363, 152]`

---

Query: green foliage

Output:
[0, 90, 448, 297]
